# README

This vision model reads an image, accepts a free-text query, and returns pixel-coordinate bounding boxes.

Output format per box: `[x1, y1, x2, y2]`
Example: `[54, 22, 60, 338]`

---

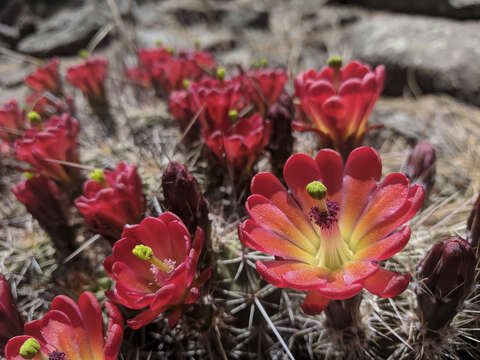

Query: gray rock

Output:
[17, 4, 106, 57]
[343, 14, 480, 106]
[331, 0, 480, 19]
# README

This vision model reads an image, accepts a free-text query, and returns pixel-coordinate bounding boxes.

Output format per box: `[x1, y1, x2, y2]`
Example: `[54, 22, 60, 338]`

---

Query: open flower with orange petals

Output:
[104, 212, 211, 329]
[25, 58, 62, 95]
[239, 146, 424, 314]
[4, 291, 123, 360]
[14, 113, 79, 187]
[0, 99, 26, 152]
[294, 58, 385, 159]
[204, 112, 270, 183]
[75, 163, 146, 243]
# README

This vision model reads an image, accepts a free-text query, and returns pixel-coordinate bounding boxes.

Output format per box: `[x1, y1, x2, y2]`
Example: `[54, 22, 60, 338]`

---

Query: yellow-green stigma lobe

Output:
[27, 111, 41, 124]
[228, 109, 238, 123]
[24, 172, 35, 180]
[79, 49, 88, 59]
[306, 181, 327, 200]
[182, 78, 190, 89]
[132, 244, 153, 260]
[19, 338, 41, 359]
[89, 169, 106, 184]
[216, 67, 226, 80]
[327, 56, 342, 68]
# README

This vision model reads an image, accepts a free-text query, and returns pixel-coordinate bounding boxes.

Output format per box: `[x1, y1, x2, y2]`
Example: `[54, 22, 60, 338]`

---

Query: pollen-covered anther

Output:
[309, 200, 339, 230]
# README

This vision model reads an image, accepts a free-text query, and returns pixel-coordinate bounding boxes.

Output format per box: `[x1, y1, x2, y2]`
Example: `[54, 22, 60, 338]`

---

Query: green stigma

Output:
[27, 111, 41, 124]
[252, 60, 261, 69]
[166, 47, 175, 55]
[182, 78, 190, 89]
[132, 245, 153, 261]
[216, 67, 226, 80]
[327, 56, 342, 69]
[260, 58, 268, 67]
[194, 39, 201, 49]
[228, 109, 238, 123]
[24, 172, 35, 180]
[19, 338, 41, 359]
[90, 169, 106, 184]
[155, 39, 163, 47]
[306, 181, 327, 200]
[79, 49, 88, 59]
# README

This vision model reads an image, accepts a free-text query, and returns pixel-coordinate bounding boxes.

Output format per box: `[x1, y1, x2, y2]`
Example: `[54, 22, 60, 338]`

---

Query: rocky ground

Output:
[0, 0, 480, 359]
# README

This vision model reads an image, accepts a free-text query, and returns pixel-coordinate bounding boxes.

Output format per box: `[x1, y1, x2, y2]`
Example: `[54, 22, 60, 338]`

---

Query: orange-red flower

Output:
[4, 291, 123, 360]
[104, 212, 211, 329]
[14, 113, 79, 186]
[75, 163, 146, 242]
[0, 274, 23, 355]
[66, 56, 108, 100]
[0, 100, 26, 152]
[239, 146, 424, 314]
[293, 59, 385, 158]
[25, 58, 62, 95]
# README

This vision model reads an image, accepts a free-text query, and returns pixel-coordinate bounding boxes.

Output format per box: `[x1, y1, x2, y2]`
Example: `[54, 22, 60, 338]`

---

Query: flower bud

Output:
[161, 162, 210, 237]
[416, 236, 475, 331]
[0, 274, 23, 354]
[403, 142, 436, 200]
[467, 193, 480, 251]
[266, 92, 294, 177]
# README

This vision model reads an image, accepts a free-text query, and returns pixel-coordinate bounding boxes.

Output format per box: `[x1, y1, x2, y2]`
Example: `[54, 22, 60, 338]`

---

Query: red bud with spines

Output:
[0, 274, 23, 356]
[467, 193, 480, 252]
[403, 142, 436, 200]
[12, 174, 75, 259]
[161, 161, 210, 238]
[266, 92, 294, 178]
[416, 236, 475, 331]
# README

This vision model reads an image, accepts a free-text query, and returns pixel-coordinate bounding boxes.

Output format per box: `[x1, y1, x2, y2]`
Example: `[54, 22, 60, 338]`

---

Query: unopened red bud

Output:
[403, 142, 436, 199]
[467, 194, 480, 251]
[161, 162, 210, 237]
[0, 274, 23, 354]
[266, 92, 294, 178]
[416, 236, 475, 331]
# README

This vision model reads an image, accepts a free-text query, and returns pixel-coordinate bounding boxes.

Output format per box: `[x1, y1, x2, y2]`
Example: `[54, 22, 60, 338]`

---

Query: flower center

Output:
[306, 181, 354, 270]
[49, 351, 67, 360]
[308, 200, 339, 230]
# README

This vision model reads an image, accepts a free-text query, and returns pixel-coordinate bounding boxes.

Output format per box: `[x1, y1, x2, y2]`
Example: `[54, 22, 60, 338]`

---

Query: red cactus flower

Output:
[138, 47, 172, 70]
[104, 212, 211, 329]
[126, 66, 152, 88]
[169, 89, 195, 133]
[4, 291, 123, 360]
[189, 76, 251, 133]
[75, 163, 146, 242]
[204, 113, 271, 182]
[246, 68, 288, 116]
[12, 174, 75, 257]
[14, 113, 79, 185]
[293, 58, 385, 158]
[0, 274, 23, 355]
[0, 100, 26, 152]
[66, 56, 108, 100]
[25, 93, 74, 118]
[239, 146, 424, 314]
[25, 58, 61, 95]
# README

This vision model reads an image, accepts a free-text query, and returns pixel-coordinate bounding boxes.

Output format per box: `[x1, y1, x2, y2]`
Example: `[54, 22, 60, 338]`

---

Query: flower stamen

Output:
[132, 245, 172, 273]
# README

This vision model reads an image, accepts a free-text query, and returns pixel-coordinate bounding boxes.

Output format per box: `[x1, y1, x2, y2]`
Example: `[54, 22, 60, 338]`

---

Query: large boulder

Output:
[343, 14, 480, 105]
[331, 0, 480, 20]
[17, 4, 105, 56]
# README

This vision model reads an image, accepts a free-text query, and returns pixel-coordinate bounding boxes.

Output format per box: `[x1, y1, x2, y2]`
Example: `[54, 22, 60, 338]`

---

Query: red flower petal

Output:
[354, 226, 411, 261]
[255, 260, 313, 288]
[301, 290, 331, 315]
[314, 149, 344, 203]
[363, 268, 410, 298]
[127, 308, 161, 330]
[339, 146, 382, 237]
[282, 266, 328, 290]
[246, 194, 318, 252]
[239, 220, 314, 263]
